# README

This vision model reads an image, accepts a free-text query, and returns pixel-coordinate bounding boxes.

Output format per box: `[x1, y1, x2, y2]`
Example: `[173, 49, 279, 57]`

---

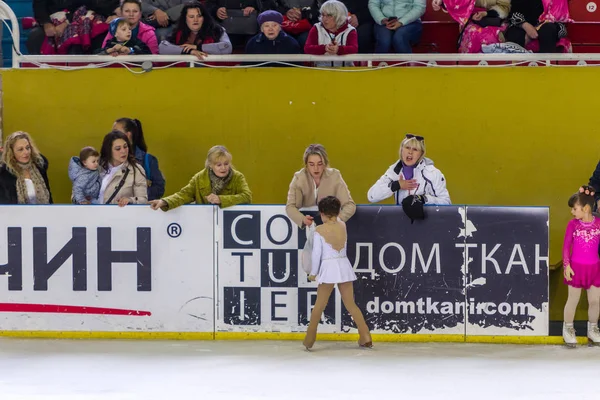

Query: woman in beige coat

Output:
[97, 131, 148, 206]
[286, 144, 356, 228]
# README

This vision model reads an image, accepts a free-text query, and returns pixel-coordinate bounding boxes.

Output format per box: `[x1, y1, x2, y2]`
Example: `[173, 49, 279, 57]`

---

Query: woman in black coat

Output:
[0, 131, 53, 204]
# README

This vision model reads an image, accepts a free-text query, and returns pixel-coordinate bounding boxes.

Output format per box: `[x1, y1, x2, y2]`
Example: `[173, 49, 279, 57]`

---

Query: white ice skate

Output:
[563, 323, 577, 348]
[587, 322, 600, 346]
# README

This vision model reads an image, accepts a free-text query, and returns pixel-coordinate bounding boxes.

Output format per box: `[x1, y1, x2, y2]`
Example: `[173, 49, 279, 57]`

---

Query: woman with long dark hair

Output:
[97, 131, 147, 207]
[113, 118, 165, 201]
[158, 1, 232, 59]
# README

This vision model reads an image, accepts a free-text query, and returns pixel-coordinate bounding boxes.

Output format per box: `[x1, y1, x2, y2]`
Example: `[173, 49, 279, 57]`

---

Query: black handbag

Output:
[221, 9, 259, 35]
[473, 17, 503, 28]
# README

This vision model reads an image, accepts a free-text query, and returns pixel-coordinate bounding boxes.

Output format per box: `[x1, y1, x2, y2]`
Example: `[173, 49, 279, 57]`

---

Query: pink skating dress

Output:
[563, 217, 600, 288]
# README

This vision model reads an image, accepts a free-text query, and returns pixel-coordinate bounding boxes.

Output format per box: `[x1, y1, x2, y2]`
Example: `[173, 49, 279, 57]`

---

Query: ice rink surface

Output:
[1, 339, 599, 400]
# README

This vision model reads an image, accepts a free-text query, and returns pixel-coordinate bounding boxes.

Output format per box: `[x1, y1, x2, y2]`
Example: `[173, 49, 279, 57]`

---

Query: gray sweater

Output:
[159, 31, 233, 55]
[142, 0, 187, 20]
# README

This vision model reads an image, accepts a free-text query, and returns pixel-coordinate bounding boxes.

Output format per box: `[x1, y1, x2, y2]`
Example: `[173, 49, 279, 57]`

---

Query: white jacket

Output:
[367, 157, 451, 205]
[314, 22, 355, 67]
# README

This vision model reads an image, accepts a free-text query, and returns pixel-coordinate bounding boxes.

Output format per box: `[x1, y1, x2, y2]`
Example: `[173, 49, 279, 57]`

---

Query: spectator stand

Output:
[3, 1, 600, 69]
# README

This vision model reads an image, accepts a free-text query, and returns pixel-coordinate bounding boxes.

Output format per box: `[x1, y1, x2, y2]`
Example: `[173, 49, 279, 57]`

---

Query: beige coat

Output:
[476, 0, 511, 19]
[286, 167, 356, 227]
[102, 162, 148, 204]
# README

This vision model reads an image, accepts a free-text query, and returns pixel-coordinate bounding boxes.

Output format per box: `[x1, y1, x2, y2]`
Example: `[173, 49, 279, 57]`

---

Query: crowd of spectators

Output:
[26, 0, 573, 59]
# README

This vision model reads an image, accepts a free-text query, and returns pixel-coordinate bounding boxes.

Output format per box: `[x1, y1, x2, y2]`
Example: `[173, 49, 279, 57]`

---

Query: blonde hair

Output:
[399, 136, 426, 163]
[1, 131, 44, 175]
[303, 144, 329, 166]
[205, 145, 233, 168]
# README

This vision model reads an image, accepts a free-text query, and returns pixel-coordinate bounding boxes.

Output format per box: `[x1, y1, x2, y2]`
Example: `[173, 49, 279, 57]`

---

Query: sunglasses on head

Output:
[406, 134, 425, 142]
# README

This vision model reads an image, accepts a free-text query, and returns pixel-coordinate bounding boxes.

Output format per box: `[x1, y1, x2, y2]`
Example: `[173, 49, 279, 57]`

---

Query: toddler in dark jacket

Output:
[98, 18, 151, 55]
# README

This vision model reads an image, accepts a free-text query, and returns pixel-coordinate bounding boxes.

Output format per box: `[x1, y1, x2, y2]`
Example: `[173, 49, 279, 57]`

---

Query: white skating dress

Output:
[311, 231, 357, 284]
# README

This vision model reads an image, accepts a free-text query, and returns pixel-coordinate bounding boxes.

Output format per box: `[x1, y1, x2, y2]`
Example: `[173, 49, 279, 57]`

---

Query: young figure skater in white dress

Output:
[303, 196, 373, 350]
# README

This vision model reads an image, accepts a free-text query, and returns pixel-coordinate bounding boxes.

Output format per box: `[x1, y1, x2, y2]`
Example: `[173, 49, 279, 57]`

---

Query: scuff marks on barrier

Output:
[463, 207, 549, 335]
[343, 206, 466, 334]
[179, 296, 213, 322]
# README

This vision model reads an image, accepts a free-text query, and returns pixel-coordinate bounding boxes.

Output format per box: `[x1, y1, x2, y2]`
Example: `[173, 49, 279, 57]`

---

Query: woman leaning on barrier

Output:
[367, 134, 451, 206]
[0, 131, 53, 205]
[149, 145, 252, 211]
[286, 143, 356, 228]
[158, 1, 233, 59]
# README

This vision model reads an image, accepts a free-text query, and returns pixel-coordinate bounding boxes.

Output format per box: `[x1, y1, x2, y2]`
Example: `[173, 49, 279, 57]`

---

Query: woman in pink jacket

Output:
[102, 0, 159, 54]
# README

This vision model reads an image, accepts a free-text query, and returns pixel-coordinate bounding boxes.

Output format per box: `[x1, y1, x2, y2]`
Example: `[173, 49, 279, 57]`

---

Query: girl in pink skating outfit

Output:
[562, 186, 600, 346]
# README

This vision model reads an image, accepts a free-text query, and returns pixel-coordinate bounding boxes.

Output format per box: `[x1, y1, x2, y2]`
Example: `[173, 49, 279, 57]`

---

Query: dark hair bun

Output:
[318, 196, 341, 217]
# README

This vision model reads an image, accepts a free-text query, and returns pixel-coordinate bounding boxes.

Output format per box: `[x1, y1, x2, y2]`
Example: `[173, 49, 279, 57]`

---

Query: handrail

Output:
[0, 0, 21, 68]
[12, 53, 600, 63]
[15, 52, 600, 65]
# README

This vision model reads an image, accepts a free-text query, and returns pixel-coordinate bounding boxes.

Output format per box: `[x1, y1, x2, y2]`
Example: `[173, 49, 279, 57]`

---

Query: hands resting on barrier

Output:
[149, 193, 222, 210]
[149, 200, 166, 210]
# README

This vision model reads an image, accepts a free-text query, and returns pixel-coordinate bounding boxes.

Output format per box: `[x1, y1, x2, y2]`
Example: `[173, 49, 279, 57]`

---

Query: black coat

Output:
[509, 0, 544, 26]
[341, 0, 373, 25]
[206, 0, 280, 18]
[245, 31, 301, 54]
[0, 156, 53, 204]
[33, 0, 120, 25]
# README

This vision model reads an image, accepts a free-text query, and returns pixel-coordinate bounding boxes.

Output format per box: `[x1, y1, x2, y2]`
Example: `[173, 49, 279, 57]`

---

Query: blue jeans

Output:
[374, 20, 422, 54]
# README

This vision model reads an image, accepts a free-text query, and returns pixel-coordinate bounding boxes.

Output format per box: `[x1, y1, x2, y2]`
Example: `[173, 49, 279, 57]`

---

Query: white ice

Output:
[0, 339, 599, 400]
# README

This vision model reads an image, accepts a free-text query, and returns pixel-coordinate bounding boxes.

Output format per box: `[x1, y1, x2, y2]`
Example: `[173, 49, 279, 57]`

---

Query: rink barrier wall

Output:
[3, 67, 600, 275]
[0, 205, 555, 343]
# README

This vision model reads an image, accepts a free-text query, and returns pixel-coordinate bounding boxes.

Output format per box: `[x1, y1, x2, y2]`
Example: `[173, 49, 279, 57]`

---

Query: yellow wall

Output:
[1, 67, 598, 320]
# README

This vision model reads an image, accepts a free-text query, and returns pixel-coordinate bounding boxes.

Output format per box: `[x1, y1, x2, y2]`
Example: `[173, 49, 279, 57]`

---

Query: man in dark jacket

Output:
[341, 0, 374, 53]
[505, 0, 567, 53]
[245, 10, 301, 66]
[28, 0, 120, 54]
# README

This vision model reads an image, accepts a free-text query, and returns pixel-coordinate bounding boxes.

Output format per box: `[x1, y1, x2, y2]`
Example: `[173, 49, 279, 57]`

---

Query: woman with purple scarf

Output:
[367, 134, 451, 206]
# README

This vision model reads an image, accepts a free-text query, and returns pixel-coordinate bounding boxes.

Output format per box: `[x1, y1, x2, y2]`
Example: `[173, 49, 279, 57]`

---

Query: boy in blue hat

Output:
[99, 18, 151, 55]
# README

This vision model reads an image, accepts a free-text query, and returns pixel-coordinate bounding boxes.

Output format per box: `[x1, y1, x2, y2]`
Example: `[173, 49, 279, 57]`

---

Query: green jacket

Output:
[162, 168, 252, 210]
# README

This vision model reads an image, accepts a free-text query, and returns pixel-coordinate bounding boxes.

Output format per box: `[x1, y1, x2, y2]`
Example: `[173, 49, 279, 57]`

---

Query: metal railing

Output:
[0, 0, 20, 68]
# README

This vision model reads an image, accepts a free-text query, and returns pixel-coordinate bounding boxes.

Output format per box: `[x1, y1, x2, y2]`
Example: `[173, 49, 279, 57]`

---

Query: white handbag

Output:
[301, 223, 316, 275]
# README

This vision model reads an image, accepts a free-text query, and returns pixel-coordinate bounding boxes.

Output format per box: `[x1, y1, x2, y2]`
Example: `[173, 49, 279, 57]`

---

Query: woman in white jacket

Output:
[367, 134, 451, 205]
